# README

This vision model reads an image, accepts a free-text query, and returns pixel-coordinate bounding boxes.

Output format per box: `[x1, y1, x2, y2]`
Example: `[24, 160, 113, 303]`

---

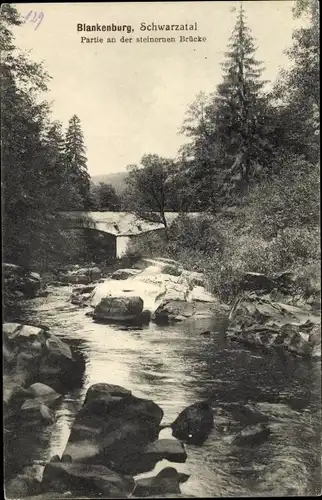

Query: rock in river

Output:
[171, 401, 214, 445]
[143, 438, 187, 463]
[233, 423, 271, 446]
[111, 268, 141, 280]
[227, 293, 321, 358]
[5, 472, 42, 499]
[62, 383, 164, 475]
[3, 323, 85, 394]
[42, 460, 135, 498]
[3, 263, 42, 299]
[134, 467, 190, 497]
[93, 295, 144, 323]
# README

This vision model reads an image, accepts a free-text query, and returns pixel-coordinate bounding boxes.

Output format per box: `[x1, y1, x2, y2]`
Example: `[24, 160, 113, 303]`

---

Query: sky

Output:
[12, 1, 303, 177]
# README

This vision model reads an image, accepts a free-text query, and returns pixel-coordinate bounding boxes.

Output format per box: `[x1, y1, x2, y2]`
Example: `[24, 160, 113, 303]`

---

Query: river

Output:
[8, 282, 321, 498]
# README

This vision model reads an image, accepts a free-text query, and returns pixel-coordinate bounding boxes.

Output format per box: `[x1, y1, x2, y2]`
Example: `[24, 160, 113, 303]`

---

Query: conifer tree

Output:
[65, 115, 91, 209]
[43, 121, 66, 198]
[209, 2, 271, 204]
[1, 5, 86, 268]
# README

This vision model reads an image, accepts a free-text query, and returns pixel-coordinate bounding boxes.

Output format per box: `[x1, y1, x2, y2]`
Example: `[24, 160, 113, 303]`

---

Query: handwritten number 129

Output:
[24, 10, 44, 31]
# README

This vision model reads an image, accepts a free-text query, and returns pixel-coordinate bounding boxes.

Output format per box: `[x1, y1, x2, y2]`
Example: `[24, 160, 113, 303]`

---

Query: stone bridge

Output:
[60, 211, 168, 259]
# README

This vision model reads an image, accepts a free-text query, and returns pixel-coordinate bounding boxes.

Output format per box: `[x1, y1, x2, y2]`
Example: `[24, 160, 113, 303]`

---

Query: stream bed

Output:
[8, 283, 321, 497]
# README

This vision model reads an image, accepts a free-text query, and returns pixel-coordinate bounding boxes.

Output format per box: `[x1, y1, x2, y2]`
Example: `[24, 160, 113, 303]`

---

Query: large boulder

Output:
[20, 399, 55, 426]
[3, 263, 42, 299]
[70, 285, 96, 306]
[227, 294, 321, 358]
[42, 460, 134, 498]
[143, 439, 187, 463]
[153, 300, 195, 325]
[4, 382, 60, 430]
[93, 296, 144, 323]
[3, 323, 46, 343]
[232, 423, 271, 446]
[3, 323, 85, 392]
[179, 270, 205, 288]
[153, 298, 215, 325]
[6, 383, 62, 413]
[171, 401, 214, 445]
[90, 277, 162, 314]
[59, 274, 90, 285]
[58, 266, 101, 285]
[240, 271, 295, 295]
[62, 383, 164, 475]
[76, 267, 102, 282]
[134, 467, 190, 497]
[111, 269, 141, 280]
[90, 261, 217, 325]
[27, 383, 62, 405]
[3, 324, 46, 386]
[5, 473, 42, 499]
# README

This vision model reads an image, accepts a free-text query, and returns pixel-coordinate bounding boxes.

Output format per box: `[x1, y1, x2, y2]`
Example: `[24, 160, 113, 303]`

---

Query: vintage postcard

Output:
[2, 1, 320, 498]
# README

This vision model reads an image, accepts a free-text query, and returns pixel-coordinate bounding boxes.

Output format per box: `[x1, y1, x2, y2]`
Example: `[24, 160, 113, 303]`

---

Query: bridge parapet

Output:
[59, 211, 165, 237]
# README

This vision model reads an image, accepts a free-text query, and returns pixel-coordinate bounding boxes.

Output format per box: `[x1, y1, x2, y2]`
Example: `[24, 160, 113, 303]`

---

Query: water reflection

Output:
[9, 285, 321, 497]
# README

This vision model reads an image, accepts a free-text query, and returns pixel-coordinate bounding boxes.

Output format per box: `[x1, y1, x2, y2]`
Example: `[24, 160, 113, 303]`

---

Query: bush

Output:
[126, 230, 170, 260]
[242, 158, 320, 239]
[167, 213, 225, 257]
[292, 260, 321, 298]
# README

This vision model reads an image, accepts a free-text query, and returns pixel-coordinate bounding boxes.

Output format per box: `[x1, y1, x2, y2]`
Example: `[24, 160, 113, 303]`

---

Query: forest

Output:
[122, 0, 320, 301]
[1, 1, 320, 301]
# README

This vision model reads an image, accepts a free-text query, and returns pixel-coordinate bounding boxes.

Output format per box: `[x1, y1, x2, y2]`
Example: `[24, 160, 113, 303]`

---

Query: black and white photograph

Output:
[2, 1, 320, 498]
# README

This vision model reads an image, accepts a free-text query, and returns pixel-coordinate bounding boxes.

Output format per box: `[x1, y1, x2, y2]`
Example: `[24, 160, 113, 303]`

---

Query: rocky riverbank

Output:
[79, 258, 230, 325]
[3, 258, 321, 498]
[4, 376, 215, 498]
[5, 375, 275, 499]
[3, 322, 86, 497]
[227, 271, 321, 359]
[4, 258, 321, 365]
[66, 260, 321, 359]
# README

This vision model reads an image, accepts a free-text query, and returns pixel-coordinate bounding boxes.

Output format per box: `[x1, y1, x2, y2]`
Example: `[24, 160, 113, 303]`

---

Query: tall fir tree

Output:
[43, 121, 66, 200]
[65, 115, 91, 209]
[209, 2, 271, 204]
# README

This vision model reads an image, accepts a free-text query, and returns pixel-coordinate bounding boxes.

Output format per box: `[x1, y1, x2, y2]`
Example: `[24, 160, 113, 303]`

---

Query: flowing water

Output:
[8, 282, 321, 498]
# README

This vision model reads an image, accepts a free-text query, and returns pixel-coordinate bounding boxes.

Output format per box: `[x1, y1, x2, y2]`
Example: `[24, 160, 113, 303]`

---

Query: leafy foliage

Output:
[90, 182, 121, 211]
[1, 5, 91, 269]
[272, 0, 319, 163]
[125, 1, 319, 304]
[124, 154, 176, 228]
[240, 158, 320, 239]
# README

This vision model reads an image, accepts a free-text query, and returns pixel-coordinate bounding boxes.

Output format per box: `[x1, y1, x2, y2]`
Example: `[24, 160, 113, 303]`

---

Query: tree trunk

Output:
[160, 210, 169, 240]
